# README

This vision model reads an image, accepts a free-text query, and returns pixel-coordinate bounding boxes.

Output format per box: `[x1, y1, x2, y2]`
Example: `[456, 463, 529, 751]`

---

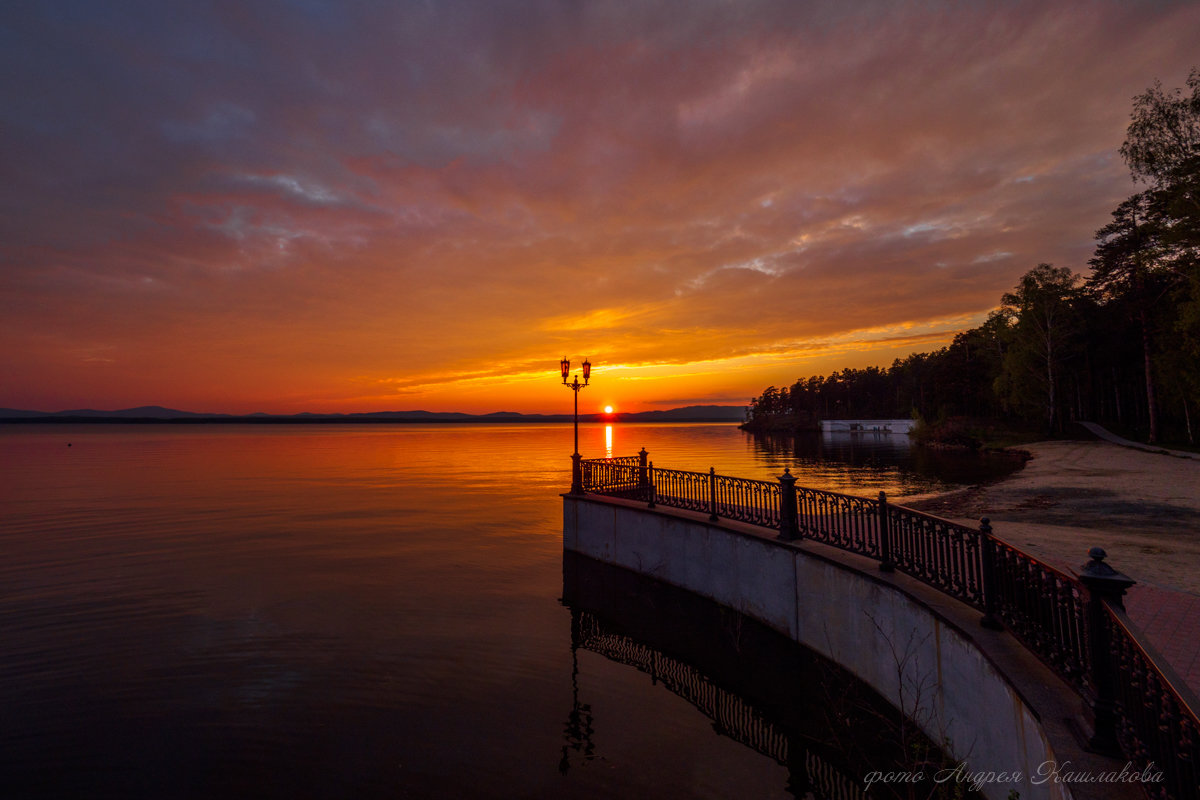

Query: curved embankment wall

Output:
[563, 494, 1121, 800]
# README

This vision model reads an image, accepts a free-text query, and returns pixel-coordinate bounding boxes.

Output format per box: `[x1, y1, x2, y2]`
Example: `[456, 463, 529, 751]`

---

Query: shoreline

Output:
[906, 439, 1200, 596]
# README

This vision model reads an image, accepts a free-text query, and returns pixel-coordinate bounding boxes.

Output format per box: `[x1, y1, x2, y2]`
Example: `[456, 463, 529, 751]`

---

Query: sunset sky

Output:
[2, 1, 1198, 414]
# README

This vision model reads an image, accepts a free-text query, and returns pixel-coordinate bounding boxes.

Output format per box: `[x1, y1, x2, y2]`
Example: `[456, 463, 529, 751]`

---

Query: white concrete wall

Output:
[564, 496, 1070, 800]
[820, 418, 916, 433]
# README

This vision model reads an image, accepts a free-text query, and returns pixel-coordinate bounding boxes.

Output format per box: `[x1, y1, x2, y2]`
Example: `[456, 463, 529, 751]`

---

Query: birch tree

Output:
[996, 264, 1083, 435]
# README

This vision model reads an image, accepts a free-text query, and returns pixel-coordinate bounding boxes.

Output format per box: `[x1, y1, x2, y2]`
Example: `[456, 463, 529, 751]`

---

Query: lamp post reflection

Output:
[560, 356, 591, 494]
[558, 607, 595, 775]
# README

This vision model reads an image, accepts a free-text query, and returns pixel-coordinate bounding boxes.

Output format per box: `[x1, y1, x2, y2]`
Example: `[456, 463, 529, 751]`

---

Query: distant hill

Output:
[0, 408, 46, 418]
[51, 405, 232, 419]
[0, 404, 747, 423]
[619, 405, 745, 422]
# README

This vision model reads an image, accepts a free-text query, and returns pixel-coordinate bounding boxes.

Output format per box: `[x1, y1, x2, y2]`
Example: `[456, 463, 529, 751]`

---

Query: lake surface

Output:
[0, 423, 1009, 798]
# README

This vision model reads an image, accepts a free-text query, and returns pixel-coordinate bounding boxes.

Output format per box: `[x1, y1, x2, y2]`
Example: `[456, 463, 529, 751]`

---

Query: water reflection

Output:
[0, 422, 1011, 797]
[562, 552, 981, 800]
[745, 430, 1022, 495]
[559, 623, 596, 776]
[571, 423, 1021, 497]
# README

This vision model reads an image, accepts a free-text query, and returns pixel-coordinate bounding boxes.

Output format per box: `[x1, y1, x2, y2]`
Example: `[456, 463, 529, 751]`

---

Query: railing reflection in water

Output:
[580, 453, 1200, 800]
[573, 610, 863, 800]
[561, 551, 970, 800]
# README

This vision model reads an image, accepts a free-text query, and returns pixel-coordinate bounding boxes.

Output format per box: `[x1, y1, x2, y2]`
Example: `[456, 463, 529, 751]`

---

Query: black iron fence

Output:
[1107, 608, 1200, 800]
[990, 536, 1089, 689]
[796, 486, 879, 559]
[578, 453, 1200, 800]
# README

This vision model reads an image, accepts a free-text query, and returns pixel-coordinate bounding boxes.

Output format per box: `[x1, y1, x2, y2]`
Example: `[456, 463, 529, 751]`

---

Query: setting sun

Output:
[604, 405, 614, 414]
[3, 1, 1198, 423]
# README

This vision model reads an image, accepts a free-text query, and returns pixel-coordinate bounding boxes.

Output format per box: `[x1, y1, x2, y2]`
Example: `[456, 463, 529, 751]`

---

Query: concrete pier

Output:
[564, 492, 1144, 800]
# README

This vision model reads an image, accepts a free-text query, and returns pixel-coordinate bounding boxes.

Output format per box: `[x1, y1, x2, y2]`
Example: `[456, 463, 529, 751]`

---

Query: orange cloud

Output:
[1, 2, 1198, 413]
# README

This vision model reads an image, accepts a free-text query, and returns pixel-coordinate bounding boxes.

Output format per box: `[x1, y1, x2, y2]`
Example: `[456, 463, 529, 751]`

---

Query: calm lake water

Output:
[0, 423, 1008, 798]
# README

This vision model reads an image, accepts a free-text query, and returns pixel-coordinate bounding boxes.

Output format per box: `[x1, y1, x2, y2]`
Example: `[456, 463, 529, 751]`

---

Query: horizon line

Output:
[0, 403, 749, 420]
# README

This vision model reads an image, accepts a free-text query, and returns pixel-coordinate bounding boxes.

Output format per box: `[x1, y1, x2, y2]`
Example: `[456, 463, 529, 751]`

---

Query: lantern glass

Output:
[582, 358, 591, 383]
[560, 357, 570, 382]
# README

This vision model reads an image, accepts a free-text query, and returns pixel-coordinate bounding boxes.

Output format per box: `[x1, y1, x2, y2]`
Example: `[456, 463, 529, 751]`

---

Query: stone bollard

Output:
[1079, 546, 1136, 757]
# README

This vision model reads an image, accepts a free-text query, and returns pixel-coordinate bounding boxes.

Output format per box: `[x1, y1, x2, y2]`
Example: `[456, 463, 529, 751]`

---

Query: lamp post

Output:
[560, 356, 591, 494]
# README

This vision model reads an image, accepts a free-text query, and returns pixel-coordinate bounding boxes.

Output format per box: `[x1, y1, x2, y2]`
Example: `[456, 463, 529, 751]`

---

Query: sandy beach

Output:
[907, 439, 1200, 595]
[907, 437, 1200, 691]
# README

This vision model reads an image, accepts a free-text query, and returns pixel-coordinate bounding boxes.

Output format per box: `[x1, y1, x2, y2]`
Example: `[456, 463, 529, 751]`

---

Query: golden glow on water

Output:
[0, 422, 1011, 796]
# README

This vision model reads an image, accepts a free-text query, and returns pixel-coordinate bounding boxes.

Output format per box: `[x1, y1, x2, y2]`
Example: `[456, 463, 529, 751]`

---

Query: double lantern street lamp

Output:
[560, 356, 591, 494]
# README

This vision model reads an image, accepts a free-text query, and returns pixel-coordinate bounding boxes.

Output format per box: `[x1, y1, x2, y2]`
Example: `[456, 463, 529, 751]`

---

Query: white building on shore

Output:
[819, 418, 915, 434]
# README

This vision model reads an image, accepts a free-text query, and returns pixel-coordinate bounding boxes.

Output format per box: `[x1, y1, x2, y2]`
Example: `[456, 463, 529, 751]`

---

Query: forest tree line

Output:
[744, 70, 1200, 445]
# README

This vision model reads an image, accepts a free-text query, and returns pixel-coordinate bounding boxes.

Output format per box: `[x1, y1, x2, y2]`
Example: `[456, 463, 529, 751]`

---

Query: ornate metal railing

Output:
[578, 453, 1200, 800]
[1106, 609, 1200, 800]
[715, 474, 780, 529]
[649, 466, 712, 514]
[797, 487, 880, 559]
[888, 503, 984, 608]
[990, 537, 1089, 689]
[580, 458, 782, 528]
[600, 455, 642, 467]
[579, 460, 642, 497]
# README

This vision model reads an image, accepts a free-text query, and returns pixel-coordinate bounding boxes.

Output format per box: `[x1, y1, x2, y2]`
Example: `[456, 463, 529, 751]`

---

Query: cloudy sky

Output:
[2, 0, 1197, 414]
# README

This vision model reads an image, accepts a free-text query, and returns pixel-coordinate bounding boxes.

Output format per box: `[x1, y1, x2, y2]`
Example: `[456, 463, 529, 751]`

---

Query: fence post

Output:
[878, 491, 895, 572]
[1079, 547, 1136, 757]
[708, 467, 719, 521]
[646, 462, 655, 509]
[571, 452, 583, 495]
[777, 469, 799, 541]
[979, 518, 1003, 630]
[638, 448, 649, 491]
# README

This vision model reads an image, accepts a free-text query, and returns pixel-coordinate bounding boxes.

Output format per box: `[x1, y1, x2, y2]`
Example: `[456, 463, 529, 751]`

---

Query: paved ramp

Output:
[1078, 421, 1200, 460]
